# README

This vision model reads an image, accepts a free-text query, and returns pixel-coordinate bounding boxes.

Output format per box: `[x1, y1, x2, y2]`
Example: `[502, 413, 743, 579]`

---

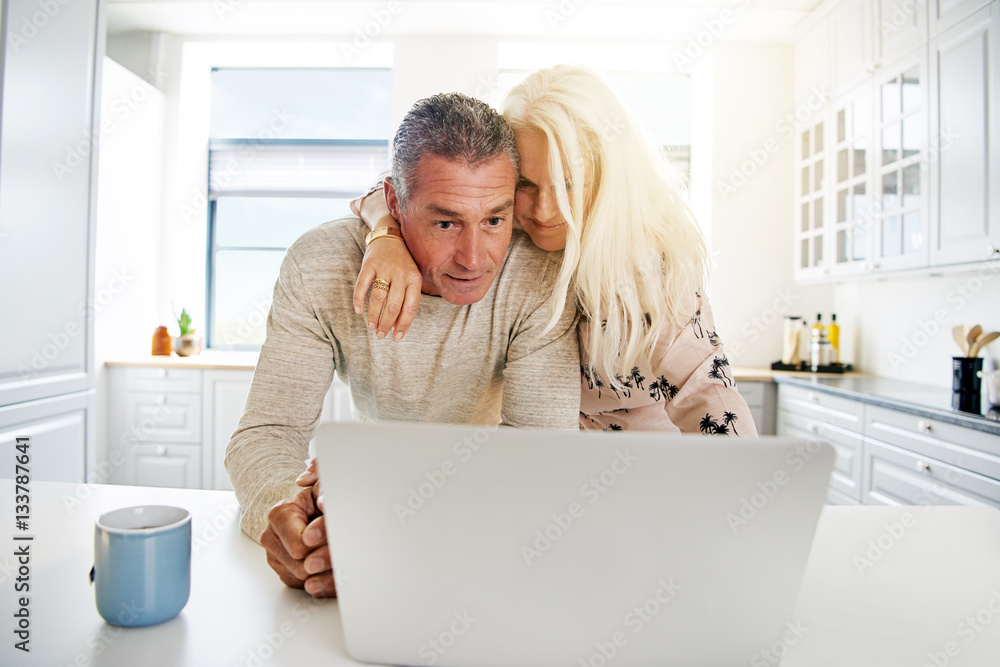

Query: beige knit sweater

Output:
[225, 218, 581, 542]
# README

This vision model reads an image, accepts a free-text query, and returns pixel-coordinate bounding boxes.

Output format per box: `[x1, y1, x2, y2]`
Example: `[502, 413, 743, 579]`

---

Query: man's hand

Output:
[260, 460, 336, 597]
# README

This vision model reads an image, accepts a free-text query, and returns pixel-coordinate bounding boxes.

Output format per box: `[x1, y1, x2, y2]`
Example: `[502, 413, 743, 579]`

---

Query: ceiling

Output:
[106, 0, 825, 42]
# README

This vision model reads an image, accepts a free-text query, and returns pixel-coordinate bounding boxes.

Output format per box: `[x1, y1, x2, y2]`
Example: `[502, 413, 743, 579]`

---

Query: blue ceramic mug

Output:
[91, 505, 191, 627]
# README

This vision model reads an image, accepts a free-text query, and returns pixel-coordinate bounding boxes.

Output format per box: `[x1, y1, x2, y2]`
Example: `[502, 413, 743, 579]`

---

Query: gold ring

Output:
[372, 278, 390, 292]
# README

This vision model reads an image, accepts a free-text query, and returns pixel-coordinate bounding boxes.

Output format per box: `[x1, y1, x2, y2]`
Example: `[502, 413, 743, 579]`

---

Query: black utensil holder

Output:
[952, 357, 983, 414]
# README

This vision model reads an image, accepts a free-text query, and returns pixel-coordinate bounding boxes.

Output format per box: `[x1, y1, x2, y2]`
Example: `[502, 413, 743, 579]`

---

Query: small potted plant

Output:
[173, 308, 202, 356]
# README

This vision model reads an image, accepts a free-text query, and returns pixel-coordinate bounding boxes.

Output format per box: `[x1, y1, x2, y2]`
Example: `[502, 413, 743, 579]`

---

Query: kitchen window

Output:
[207, 68, 392, 349]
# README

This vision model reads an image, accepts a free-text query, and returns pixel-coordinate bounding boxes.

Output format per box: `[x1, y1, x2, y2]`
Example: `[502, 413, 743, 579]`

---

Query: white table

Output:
[2, 481, 999, 666]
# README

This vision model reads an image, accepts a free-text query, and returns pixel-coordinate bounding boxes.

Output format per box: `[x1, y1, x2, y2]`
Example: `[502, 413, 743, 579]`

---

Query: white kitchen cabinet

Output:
[832, 0, 877, 93]
[0, 390, 94, 483]
[829, 83, 875, 277]
[108, 364, 354, 490]
[795, 116, 830, 280]
[777, 381, 1000, 508]
[202, 370, 253, 491]
[795, 14, 832, 107]
[133, 443, 202, 489]
[871, 49, 929, 271]
[929, 3, 1000, 266]
[0, 0, 101, 407]
[929, 0, 994, 37]
[877, 0, 928, 64]
[863, 404, 1000, 508]
[776, 384, 866, 503]
[737, 381, 776, 435]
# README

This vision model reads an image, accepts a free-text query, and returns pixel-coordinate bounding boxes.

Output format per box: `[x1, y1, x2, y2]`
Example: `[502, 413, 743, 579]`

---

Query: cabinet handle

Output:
[916, 460, 930, 473]
[157, 369, 167, 378]
[156, 446, 167, 456]
[807, 392, 819, 403]
[989, 245, 999, 257]
[156, 395, 167, 405]
[807, 423, 819, 433]
[916, 420, 931, 432]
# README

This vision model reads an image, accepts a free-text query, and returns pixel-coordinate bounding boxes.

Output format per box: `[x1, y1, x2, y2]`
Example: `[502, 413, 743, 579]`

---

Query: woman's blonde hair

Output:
[503, 64, 709, 382]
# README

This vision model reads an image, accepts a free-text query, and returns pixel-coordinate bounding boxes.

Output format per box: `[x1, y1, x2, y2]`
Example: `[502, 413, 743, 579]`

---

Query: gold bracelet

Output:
[365, 226, 404, 248]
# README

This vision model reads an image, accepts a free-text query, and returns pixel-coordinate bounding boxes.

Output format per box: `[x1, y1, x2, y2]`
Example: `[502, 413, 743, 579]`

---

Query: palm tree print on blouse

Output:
[707, 330, 720, 346]
[581, 365, 593, 389]
[690, 308, 704, 338]
[708, 356, 734, 387]
[699, 413, 731, 435]
[605, 423, 623, 431]
[649, 375, 680, 402]
[722, 411, 739, 435]
[613, 374, 633, 398]
[629, 366, 645, 390]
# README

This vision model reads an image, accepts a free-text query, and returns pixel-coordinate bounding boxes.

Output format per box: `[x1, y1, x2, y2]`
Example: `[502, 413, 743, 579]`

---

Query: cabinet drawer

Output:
[738, 381, 767, 407]
[778, 409, 864, 501]
[121, 393, 201, 443]
[124, 367, 202, 394]
[131, 443, 202, 489]
[864, 438, 1000, 509]
[865, 404, 1000, 481]
[777, 384, 865, 433]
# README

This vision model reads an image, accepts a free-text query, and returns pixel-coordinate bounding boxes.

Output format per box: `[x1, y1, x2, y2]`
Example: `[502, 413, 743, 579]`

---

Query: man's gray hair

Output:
[389, 93, 519, 211]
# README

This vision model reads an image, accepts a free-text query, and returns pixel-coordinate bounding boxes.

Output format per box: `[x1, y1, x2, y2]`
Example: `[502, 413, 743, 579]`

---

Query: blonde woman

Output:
[353, 65, 756, 435]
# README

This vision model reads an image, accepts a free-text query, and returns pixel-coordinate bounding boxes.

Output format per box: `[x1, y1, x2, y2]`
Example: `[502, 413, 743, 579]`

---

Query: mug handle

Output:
[89, 566, 95, 584]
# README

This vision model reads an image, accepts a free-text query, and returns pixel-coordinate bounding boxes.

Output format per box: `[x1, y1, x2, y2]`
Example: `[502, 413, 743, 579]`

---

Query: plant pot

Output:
[173, 333, 202, 357]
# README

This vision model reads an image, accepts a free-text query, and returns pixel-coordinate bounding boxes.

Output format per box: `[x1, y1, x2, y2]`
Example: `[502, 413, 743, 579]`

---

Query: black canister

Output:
[952, 357, 983, 414]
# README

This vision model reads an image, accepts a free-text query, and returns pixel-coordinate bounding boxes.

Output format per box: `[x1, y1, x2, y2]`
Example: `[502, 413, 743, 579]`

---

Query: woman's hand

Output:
[353, 237, 423, 340]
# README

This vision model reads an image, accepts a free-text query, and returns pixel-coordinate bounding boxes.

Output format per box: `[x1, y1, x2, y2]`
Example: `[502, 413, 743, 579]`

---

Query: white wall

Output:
[93, 57, 166, 458]
[707, 41, 833, 367]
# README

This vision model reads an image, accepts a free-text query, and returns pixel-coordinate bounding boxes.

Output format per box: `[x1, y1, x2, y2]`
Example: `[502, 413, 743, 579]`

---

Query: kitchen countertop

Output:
[774, 374, 1000, 436]
[105, 355, 871, 383]
[5, 480, 1000, 666]
[105, 351, 260, 370]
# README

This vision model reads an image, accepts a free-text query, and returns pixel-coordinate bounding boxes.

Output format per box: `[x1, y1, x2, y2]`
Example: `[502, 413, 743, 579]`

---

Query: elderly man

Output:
[225, 93, 580, 598]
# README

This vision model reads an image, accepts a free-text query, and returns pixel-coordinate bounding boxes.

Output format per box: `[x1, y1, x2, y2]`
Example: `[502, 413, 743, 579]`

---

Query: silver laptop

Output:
[316, 422, 834, 667]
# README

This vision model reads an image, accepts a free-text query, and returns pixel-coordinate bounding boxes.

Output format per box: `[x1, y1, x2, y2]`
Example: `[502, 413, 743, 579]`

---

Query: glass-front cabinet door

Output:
[796, 118, 828, 279]
[873, 54, 928, 271]
[831, 86, 873, 276]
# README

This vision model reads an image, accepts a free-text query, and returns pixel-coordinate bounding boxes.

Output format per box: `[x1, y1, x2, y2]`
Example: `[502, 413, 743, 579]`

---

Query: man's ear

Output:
[383, 176, 402, 219]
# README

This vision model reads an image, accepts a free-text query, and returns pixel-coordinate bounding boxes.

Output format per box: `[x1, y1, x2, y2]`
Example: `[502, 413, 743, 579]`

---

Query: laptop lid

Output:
[317, 422, 834, 667]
